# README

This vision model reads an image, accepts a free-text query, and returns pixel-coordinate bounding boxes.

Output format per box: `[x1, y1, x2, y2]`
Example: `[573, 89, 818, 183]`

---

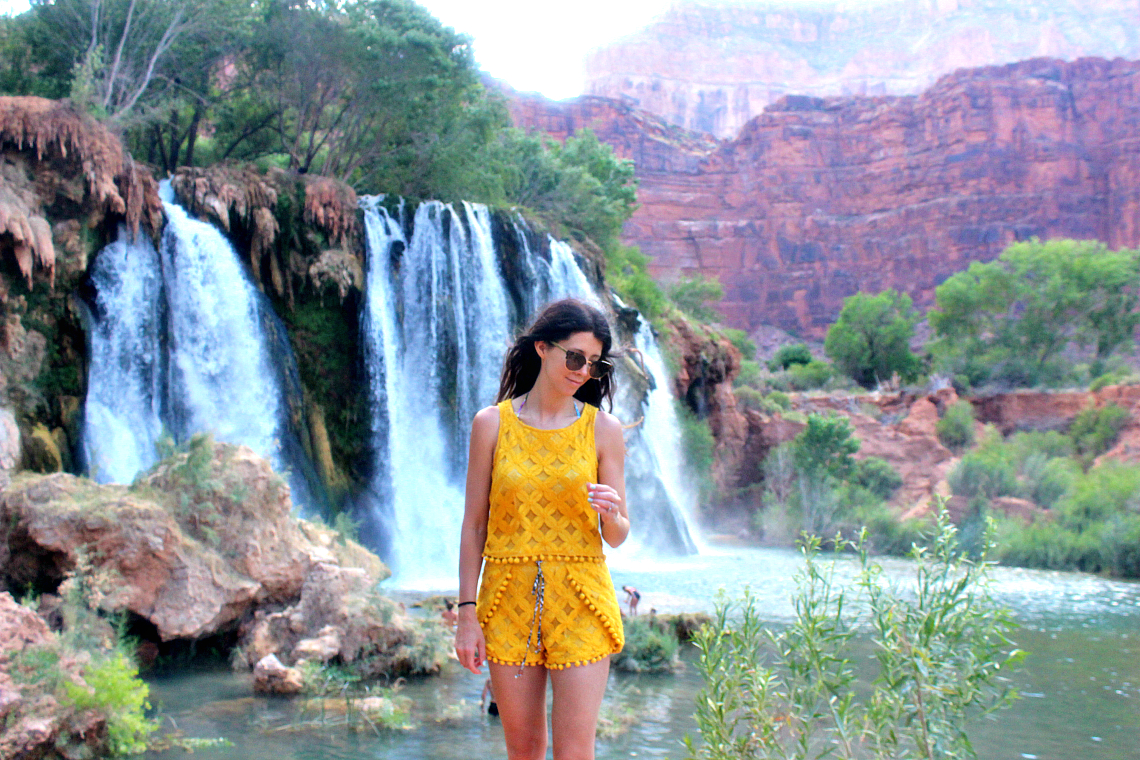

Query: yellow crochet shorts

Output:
[477, 557, 625, 670]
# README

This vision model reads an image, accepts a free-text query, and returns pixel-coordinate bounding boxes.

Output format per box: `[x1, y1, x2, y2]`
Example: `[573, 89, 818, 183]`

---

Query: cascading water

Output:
[81, 183, 317, 509]
[81, 229, 166, 483]
[360, 197, 698, 585]
[159, 185, 286, 460]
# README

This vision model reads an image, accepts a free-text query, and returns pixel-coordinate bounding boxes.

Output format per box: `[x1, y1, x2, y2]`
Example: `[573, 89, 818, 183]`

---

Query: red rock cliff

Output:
[508, 58, 1140, 337]
[586, 0, 1140, 139]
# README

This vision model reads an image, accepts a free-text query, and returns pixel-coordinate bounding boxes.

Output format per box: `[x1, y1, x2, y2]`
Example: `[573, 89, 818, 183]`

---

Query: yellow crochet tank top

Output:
[483, 398, 602, 561]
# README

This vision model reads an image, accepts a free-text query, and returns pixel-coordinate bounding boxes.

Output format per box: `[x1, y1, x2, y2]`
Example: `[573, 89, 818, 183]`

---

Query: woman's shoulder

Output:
[593, 408, 624, 445]
[471, 404, 504, 441]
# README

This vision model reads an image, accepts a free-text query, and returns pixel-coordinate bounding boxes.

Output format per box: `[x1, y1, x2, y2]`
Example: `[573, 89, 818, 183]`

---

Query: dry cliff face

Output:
[509, 58, 1140, 338]
[586, 0, 1140, 139]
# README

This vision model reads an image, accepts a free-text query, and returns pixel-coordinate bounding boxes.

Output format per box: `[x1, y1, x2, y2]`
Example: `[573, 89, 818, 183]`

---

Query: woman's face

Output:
[536, 330, 605, 397]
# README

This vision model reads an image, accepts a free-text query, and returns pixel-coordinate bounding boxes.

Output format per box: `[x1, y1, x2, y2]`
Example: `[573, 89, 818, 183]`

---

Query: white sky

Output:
[0, 0, 860, 100]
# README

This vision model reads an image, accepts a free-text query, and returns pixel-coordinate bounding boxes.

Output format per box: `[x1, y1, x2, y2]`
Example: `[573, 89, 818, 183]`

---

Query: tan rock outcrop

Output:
[0, 442, 387, 642]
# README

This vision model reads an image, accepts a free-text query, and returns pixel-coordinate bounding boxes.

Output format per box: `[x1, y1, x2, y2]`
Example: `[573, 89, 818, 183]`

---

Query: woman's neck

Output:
[519, 379, 578, 426]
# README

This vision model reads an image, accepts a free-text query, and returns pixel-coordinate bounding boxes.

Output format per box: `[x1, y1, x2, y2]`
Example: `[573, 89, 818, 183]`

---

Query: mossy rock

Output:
[22, 424, 62, 473]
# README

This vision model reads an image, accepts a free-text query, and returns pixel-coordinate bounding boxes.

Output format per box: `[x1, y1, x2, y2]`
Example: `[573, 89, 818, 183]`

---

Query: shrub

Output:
[722, 328, 756, 360]
[670, 276, 724, 322]
[64, 653, 156, 756]
[686, 512, 1022, 760]
[856, 504, 927, 556]
[612, 617, 680, 673]
[768, 343, 813, 371]
[948, 450, 1020, 500]
[786, 359, 833, 390]
[765, 390, 791, 411]
[936, 400, 976, 451]
[850, 457, 903, 501]
[1019, 453, 1076, 509]
[734, 359, 763, 388]
[1069, 403, 1129, 464]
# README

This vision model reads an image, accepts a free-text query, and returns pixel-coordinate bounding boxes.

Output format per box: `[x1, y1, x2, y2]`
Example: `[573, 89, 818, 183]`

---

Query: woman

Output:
[455, 298, 630, 760]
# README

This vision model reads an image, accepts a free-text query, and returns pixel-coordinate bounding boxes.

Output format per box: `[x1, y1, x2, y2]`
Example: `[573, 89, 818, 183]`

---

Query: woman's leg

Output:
[549, 658, 610, 760]
[489, 662, 548, 760]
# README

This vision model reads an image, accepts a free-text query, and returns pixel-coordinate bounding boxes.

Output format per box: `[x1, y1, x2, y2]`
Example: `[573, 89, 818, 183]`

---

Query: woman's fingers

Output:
[587, 483, 622, 517]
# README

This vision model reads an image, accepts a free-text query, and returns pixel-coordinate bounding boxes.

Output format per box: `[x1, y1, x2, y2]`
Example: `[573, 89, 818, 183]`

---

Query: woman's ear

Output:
[534, 340, 547, 360]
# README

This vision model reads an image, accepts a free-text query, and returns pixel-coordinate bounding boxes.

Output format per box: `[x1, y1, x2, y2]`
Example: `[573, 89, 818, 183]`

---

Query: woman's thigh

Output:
[489, 662, 548, 760]
[550, 657, 610, 760]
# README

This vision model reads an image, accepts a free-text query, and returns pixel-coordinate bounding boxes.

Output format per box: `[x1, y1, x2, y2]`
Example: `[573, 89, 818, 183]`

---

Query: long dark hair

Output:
[496, 299, 615, 409]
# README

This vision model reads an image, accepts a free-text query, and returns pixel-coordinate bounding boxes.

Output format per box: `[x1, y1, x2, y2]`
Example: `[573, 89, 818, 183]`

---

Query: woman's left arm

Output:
[591, 410, 630, 548]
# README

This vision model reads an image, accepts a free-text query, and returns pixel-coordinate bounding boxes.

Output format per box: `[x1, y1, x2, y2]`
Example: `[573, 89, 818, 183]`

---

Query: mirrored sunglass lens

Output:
[563, 350, 587, 370]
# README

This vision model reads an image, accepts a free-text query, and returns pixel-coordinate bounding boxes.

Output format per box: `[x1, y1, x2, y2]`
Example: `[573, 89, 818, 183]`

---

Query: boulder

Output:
[253, 654, 304, 695]
[0, 442, 388, 644]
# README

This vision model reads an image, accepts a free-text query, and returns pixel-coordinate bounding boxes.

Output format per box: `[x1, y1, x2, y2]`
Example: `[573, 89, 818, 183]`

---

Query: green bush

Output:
[786, 359, 833, 390]
[856, 503, 927, 556]
[948, 450, 1020, 500]
[734, 359, 763, 389]
[687, 512, 1022, 760]
[612, 617, 680, 673]
[722, 328, 756, 360]
[606, 245, 668, 319]
[936, 400, 976, 450]
[670, 276, 724, 322]
[768, 343, 813, 371]
[765, 390, 791, 411]
[1019, 453, 1076, 509]
[64, 652, 156, 756]
[1069, 403, 1129, 464]
[850, 457, 903, 501]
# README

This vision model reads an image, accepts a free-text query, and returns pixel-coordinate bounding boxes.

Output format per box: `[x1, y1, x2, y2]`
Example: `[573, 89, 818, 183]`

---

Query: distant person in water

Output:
[622, 585, 640, 617]
[455, 298, 630, 760]
[441, 599, 458, 627]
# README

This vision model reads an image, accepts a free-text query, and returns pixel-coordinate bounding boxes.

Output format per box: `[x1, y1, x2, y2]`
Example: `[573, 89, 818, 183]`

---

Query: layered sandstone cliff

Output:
[509, 57, 1140, 337]
[587, 0, 1140, 139]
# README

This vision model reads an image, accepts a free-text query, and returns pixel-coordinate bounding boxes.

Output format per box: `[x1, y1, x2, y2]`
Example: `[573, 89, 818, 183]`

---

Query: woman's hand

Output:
[587, 482, 624, 524]
[454, 609, 485, 674]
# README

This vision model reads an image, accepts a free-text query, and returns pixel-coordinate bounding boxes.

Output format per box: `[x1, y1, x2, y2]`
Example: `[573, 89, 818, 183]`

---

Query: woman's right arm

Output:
[455, 405, 500, 674]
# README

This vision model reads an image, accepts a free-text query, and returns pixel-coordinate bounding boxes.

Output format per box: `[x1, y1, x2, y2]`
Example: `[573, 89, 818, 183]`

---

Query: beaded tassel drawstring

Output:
[518, 559, 546, 677]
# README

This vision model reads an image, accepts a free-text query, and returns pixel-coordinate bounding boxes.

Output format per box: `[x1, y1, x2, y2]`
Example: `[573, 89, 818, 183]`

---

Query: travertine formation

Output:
[587, 0, 1140, 139]
[509, 58, 1140, 337]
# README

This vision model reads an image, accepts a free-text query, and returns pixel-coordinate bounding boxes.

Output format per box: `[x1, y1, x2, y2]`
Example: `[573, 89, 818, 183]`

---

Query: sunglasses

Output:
[549, 342, 613, 379]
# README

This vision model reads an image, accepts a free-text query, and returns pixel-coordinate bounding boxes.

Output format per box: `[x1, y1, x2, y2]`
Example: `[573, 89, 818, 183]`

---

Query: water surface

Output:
[144, 545, 1140, 760]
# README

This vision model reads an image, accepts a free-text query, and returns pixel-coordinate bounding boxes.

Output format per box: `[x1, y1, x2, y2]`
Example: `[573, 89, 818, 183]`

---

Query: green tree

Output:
[930, 239, 1140, 387]
[793, 413, 859, 480]
[671, 276, 724, 322]
[824, 290, 920, 389]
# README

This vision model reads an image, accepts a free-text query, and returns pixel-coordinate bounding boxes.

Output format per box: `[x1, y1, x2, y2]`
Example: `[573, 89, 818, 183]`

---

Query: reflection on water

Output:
[144, 546, 1140, 760]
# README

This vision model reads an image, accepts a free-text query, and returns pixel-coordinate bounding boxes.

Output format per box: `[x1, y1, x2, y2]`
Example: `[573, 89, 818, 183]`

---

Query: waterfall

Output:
[81, 229, 166, 483]
[159, 186, 286, 460]
[628, 321, 700, 554]
[81, 183, 316, 509]
[360, 197, 698, 585]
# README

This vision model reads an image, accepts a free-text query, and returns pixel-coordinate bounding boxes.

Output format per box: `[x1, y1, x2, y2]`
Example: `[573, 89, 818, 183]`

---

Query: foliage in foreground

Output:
[686, 512, 1023, 760]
